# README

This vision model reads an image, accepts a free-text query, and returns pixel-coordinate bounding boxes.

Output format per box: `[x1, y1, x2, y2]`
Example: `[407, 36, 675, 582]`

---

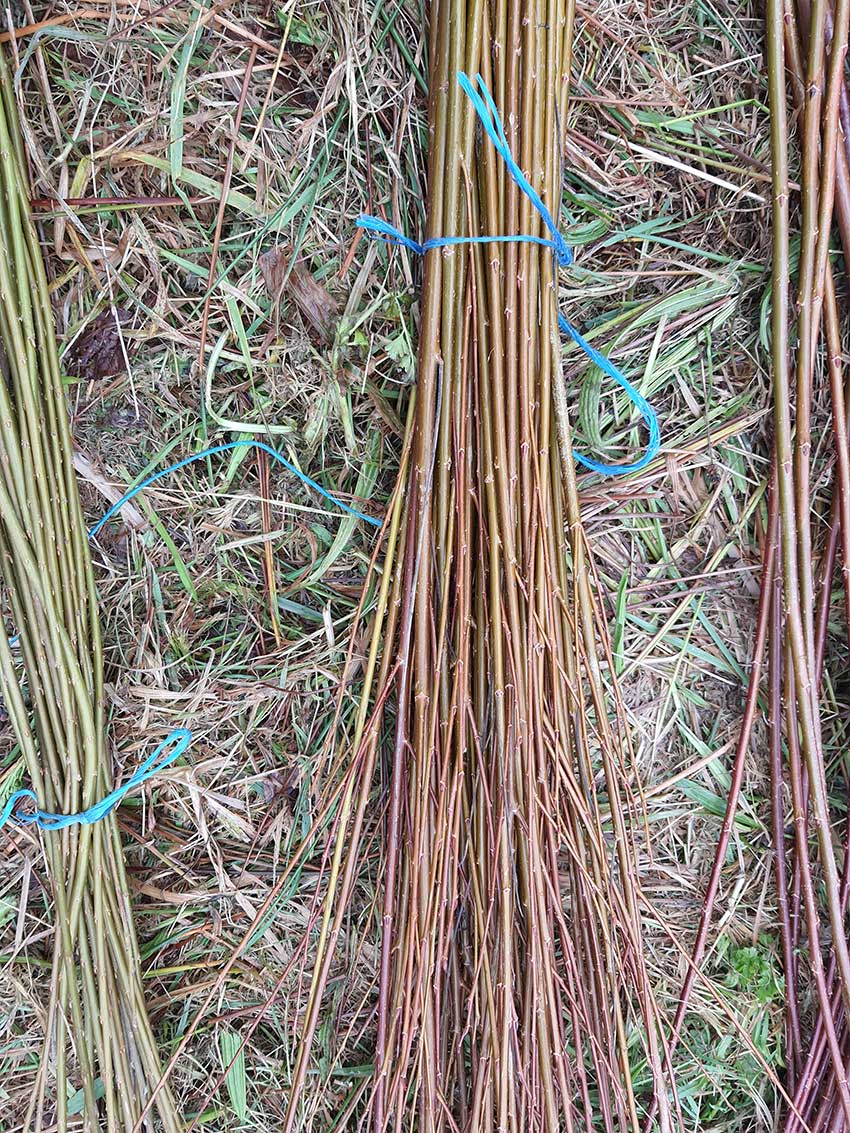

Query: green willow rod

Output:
[0, 49, 180, 1133]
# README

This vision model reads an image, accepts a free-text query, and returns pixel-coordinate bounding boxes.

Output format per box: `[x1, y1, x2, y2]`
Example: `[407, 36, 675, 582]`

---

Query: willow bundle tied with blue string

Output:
[0, 52, 180, 1132]
[280, 2, 677, 1129]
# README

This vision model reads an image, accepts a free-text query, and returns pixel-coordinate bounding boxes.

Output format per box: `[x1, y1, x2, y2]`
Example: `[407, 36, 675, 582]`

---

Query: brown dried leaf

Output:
[259, 244, 288, 296]
[259, 244, 341, 342]
[65, 308, 134, 381]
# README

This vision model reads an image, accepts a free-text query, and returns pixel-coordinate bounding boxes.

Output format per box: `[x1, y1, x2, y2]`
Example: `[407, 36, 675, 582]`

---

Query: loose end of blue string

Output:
[356, 215, 425, 256]
[6, 442, 379, 654]
[88, 439, 382, 541]
[0, 729, 192, 831]
[559, 314, 661, 475]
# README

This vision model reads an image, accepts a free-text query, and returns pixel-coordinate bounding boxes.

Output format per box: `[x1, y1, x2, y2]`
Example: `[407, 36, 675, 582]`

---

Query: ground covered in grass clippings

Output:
[0, 1, 787, 1128]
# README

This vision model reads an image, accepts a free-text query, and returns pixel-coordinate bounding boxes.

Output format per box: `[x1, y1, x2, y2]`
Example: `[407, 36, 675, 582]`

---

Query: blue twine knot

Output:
[357, 72, 660, 477]
[0, 729, 191, 831]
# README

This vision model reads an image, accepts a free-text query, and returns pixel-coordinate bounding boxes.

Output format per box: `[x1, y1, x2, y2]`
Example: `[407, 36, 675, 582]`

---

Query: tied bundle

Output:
[282, 2, 676, 1129]
[0, 52, 179, 1132]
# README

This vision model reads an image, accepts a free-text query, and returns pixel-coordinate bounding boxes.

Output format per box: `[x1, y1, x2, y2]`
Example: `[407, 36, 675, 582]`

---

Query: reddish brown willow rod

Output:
[651, 0, 850, 1125]
[761, 0, 850, 1124]
[281, 1, 679, 1130]
[656, 0, 850, 1114]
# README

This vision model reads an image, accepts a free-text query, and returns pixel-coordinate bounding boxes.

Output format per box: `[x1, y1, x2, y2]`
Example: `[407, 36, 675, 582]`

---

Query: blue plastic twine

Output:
[1, 78, 658, 830]
[357, 72, 660, 476]
[2, 440, 380, 828]
[6, 438, 380, 652]
[0, 729, 191, 831]
[89, 438, 382, 539]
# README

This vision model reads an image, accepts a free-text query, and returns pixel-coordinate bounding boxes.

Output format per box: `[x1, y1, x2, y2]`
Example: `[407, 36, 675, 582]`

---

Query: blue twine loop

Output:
[0, 728, 191, 831]
[357, 72, 660, 476]
[558, 315, 661, 475]
[2, 440, 380, 824]
[5, 438, 381, 650]
[455, 72, 573, 269]
[89, 439, 382, 539]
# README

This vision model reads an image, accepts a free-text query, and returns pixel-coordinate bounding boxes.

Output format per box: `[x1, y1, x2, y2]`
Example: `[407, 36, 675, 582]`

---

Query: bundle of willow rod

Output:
[281, 2, 677, 1129]
[662, 0, 850, 1126]
[0, 54, 179, 1132]
[765, 0, 850, 1123]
